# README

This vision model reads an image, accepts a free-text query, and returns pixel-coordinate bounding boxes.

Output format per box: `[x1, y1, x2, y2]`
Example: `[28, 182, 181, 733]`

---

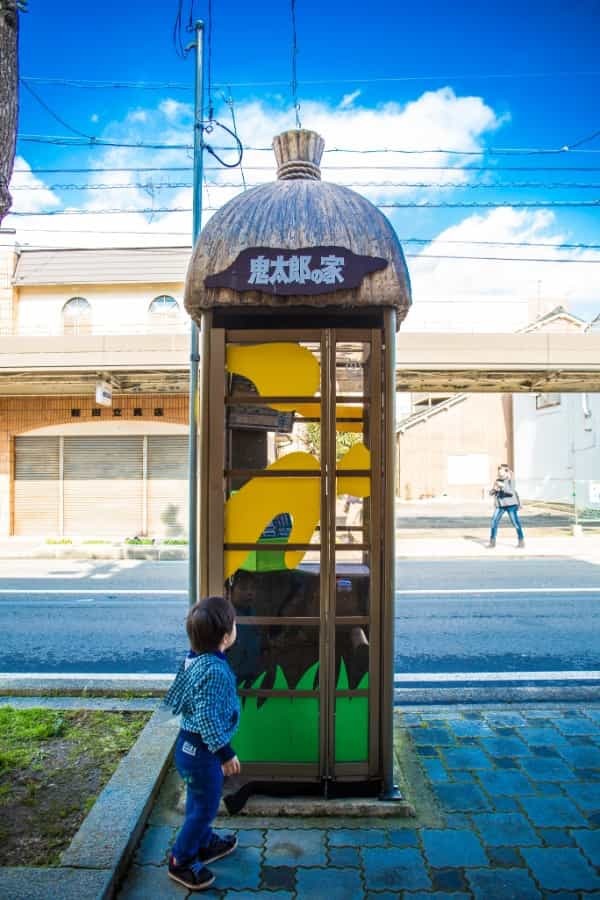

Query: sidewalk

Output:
[117, 703, 600, 899]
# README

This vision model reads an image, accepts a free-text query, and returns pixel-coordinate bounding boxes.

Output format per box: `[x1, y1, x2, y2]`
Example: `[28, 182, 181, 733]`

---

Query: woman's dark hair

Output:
[186, 595, 236, 653]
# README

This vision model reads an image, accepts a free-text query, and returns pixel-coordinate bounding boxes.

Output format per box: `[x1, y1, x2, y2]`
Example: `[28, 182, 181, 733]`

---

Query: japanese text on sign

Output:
[249, 254, 345, 286]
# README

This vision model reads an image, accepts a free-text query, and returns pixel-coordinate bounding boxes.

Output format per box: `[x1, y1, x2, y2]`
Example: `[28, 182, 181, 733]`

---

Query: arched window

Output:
[62, 297, 92, 335]
[148, 295, 179, 317]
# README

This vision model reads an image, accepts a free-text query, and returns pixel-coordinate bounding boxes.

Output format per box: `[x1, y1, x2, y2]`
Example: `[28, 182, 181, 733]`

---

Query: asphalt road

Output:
[1, 559, 600, 679]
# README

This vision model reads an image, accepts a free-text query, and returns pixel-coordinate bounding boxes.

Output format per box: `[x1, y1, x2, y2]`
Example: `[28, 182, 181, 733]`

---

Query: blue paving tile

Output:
[362, 847, 431, 891]
[467, 867, 541, 899]
[564, 781, 600, 811]
[493, 795, 520, 812]
[519, 726, 569, 747]
[533, 780, 566, 796]
[387, 829, 419, 847]
[421, 829, 487, 868]
[477, 769, 535, 796]
[411, 726, 455, 746]
[266, 829, 326, 866]
[211, 846, 261, 890]
[119, 865, 187, 899]
[443, 747, 491, 769]
[416, 745, 438, 757]
[520, 756, 576, 781]
[134, 825, 174, 865]
[450, 720, 493, 737]
[327, 828, 387, 847]
[471, 812, 539, 846]
[444, 813, 473, 829]
[484, 712, 528, 727]
[518, 795, 587, 827]
[431, 867, 468, 891]
[495, 756, 520, 769]
[481, 736, 529, 757]
[521, 847, 600, 891]
[296, 867, 363, 899]
[328, 846, 361, 867]
[538, 828, 575, 847]
[487, 846, 523, 867]
[224, 893, 293, 900]
[554, 716, 599, 735]
[585, 709, 600, 723]
[435, 782, 490, 812]
[422, 758, 449, 781]
[404, 895, 470, 900]
[234, 828, 264, 847]
[572, 828, 600, 866]
[556, 745, 600, 768]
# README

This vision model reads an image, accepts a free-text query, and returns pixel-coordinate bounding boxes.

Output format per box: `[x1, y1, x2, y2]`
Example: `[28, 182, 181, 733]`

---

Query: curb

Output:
[0, 706, 178, 900]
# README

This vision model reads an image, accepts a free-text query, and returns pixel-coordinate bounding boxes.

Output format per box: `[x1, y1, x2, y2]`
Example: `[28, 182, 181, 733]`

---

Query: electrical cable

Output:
[12, 180, 600, 191]
[14, 164, 600, 175]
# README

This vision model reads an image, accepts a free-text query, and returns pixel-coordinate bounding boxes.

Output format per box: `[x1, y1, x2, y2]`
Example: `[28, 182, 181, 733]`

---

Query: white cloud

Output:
[404, 208, 600, 331]
[339, 89, 361, 109]
[90, 113, 99, 123]
[8, 157, 61, 214]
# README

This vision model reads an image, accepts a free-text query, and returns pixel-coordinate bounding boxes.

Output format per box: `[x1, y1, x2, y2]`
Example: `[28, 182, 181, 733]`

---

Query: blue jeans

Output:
[490, 505, 524, 541]
[171, 731, 223, 864]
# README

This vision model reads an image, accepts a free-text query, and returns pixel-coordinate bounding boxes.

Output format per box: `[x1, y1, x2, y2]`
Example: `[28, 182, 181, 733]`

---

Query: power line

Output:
[15, 164, 600, 175]
[9, 199, 600, 216]
[12, 180, 600, 192]
[20, 71, 600, 90]
[11, 229, 600, 251]
[408, 253, 600, 264]
[16, 133, 600, 155]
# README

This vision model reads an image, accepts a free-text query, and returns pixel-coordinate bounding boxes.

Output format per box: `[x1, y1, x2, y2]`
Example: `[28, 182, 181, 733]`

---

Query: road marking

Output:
[0, 673, 172, 681]
[0, 589, 187, 595]
[394, 670, 600, 683]
[395, 587, 600, 595]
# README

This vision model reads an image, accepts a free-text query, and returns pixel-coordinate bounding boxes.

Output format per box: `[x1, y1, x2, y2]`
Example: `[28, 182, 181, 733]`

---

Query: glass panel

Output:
[335, 551, 370, 616]
[228, 565, 321, 618]
[335, 624, 370, 763]
[227, 341, 321, 401]
[336, 494, 368, 545]
[228, 623, 320, 691]
[335, 695, 368, 762]
[236, 696, 319, 763]
[335, 341, 370, 396]
[227, 411, 321, 465]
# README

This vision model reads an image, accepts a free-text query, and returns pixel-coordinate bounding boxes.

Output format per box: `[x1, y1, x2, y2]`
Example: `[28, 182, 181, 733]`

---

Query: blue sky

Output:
[7, 0, 600, 323]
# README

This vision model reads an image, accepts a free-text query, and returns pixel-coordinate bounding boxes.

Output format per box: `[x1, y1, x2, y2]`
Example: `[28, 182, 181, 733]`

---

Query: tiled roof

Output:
[13, 246, 191, 286]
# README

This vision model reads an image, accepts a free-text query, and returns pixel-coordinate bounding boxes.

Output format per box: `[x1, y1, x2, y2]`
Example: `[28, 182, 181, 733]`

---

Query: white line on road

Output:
[395, 587, 600, 594]
[394, 670, 600, 683]
[0, 672, 171, 681]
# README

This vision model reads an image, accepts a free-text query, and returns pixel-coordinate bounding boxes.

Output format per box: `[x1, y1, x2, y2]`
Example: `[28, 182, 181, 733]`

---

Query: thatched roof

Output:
[185, 129, 411, 322]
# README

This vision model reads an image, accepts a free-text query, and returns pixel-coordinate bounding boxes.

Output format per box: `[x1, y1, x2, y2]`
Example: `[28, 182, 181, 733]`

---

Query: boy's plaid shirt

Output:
[164, 651, 240, 754]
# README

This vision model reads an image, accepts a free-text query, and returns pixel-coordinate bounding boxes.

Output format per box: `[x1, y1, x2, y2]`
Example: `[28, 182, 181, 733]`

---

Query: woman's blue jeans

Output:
[490, 505, 524, 541]
[171, 731, 223, 864]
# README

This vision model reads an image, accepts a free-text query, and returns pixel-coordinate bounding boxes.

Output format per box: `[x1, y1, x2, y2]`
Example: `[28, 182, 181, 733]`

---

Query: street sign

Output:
[95, 379, 112, 407]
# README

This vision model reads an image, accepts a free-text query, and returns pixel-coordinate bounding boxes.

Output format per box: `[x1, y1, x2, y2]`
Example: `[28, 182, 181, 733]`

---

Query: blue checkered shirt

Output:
[164, 651, 240, 755]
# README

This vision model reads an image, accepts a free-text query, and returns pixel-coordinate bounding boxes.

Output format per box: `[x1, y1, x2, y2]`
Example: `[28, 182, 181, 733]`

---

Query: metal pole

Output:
[188, 20, 204, 606]
[381, 308, 402, 800]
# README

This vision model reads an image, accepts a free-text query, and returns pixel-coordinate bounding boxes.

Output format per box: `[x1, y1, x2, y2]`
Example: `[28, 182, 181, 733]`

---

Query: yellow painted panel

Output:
[226, 343, 320, 398]
[337, 443, 371, 498]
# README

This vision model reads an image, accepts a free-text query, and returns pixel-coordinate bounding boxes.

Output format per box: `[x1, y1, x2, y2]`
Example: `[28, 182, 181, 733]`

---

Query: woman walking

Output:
[488, 464, 525, 548]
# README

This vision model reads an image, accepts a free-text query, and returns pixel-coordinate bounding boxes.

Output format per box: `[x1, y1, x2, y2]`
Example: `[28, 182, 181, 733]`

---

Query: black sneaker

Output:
[197, 832, 238, 864]
[168, 855, 215, 891]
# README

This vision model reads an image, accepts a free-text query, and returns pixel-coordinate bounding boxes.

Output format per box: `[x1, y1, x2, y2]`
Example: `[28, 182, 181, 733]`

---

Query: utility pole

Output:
[188, 20, 204, 606]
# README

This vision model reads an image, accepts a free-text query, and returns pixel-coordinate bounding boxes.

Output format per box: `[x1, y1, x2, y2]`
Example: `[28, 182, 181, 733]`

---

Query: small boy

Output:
[165, 595, 241, 891]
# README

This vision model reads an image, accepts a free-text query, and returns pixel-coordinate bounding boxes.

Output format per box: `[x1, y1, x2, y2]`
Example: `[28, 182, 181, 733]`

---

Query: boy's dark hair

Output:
[186, 595, 236, 654]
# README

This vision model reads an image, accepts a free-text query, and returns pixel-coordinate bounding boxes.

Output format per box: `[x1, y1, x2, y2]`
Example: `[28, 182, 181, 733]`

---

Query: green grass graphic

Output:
[235, 660, 369, 764]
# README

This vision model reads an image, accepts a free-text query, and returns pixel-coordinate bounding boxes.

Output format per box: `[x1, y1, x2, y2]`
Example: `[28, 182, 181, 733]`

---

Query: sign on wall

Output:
[95, 379, 113, 407]
[204, 246, 388, 296]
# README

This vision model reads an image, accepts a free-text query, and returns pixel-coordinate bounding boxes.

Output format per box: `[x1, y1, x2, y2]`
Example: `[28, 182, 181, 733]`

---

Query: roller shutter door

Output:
[14, 437, 60, 535]
[63, 436, 143, 536]
[147, 435, 188, 537]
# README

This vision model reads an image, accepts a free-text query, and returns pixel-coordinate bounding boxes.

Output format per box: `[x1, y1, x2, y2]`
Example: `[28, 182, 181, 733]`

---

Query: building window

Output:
[62, 297, 92, 335]
[92, 408, 101, 417]
[134, 408, 143, 417]
[148, 295, 179, 317]
[536, 393, 561, 410]
[71, 408, 81, 417]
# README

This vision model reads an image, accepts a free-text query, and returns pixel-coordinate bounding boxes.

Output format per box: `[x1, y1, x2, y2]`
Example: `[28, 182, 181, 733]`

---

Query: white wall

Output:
[15, 282, 187, 335]
[513, 392, 600, 505]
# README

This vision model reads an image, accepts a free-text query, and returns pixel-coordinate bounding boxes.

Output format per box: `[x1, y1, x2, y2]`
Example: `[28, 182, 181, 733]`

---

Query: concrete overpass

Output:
[2, 331, 600, 395]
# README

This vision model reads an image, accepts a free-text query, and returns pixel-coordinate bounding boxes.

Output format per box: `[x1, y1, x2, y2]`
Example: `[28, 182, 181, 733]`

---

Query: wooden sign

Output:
[205, 246, 388, 296]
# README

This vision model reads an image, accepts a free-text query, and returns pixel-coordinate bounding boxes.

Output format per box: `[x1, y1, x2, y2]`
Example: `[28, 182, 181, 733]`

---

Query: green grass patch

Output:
[0, 707, 150, 866]
[162, 538, 188, 545]
[45, 538, 72, 545]
[125, 537, 155, 545]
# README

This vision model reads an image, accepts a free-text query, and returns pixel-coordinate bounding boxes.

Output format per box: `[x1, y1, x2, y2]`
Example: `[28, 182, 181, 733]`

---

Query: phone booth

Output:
[185, 129, 411, 798]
